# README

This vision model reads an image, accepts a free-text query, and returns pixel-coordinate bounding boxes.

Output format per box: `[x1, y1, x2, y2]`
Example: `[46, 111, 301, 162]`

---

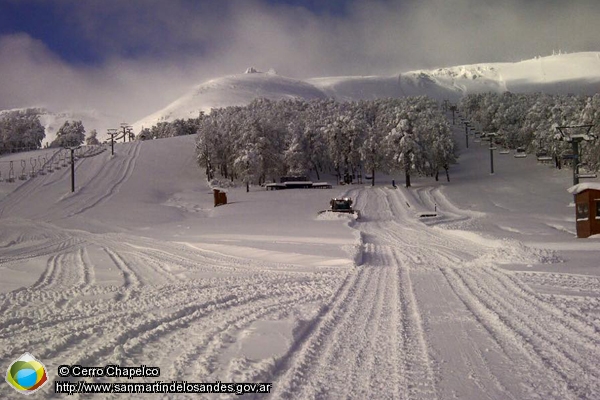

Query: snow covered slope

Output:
[421, 52, 600, 96]
[1, 113, 600, 398]
[308, 74, 463, 102]
[133, 70, 328, 132]
[135, 52, 600, 131]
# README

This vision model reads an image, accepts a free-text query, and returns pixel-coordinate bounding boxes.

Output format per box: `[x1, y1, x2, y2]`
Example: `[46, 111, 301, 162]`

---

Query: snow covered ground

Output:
[0, 114, 599, 399]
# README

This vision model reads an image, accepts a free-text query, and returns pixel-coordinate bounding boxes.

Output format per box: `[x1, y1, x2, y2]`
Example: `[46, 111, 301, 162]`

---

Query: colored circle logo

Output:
[6, 353, 48, 395]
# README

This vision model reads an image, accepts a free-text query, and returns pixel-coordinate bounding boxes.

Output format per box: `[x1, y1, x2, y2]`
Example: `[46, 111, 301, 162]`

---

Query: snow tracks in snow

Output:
[273, 186, 599, 399]
[1, 184, 599, 399]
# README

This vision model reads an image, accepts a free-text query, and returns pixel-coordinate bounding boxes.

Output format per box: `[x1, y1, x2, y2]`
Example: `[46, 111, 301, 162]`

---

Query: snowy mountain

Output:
[133, 69, 328, 132]
[3, 53, 599, 137]
[134, 52, 600, 131]
[418, 51, 600, 96]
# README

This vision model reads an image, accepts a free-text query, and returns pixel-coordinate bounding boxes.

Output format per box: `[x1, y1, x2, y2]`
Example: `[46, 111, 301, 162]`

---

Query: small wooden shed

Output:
[213, 188, 227, 207]
[567, 183, 600, 238]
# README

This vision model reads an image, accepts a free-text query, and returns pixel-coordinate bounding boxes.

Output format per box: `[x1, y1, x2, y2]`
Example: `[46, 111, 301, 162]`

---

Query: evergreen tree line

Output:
[459, 92, 600, 171]
[194, 97, 456, 188]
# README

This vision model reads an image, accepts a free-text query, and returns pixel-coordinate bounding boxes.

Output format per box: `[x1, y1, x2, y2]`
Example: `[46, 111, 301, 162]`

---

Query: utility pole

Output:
[464, 121, 470, 148]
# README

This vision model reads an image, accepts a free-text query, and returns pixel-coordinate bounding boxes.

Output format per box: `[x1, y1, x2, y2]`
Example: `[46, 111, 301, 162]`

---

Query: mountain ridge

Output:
[3, 53, 599, 137]
[133, 52, 600, 132]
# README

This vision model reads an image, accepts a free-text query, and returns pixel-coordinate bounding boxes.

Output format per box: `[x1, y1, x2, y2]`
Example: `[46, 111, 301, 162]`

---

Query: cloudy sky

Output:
[1, 0, 599, 123]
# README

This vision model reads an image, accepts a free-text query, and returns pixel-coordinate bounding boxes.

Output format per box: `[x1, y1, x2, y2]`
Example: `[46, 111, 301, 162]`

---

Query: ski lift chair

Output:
[18, 160, 27, 180]
[514, 147, 527, 158]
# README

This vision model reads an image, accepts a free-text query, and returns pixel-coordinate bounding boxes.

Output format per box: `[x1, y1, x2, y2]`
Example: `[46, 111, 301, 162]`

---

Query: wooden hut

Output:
[568, 183, 600, 238]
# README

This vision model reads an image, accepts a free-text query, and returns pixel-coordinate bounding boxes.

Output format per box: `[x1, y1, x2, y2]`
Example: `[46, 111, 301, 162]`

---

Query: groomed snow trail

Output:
[1, 136, 599, 399]
[0, 223, 347, 400]
[272, 186, 600, 400]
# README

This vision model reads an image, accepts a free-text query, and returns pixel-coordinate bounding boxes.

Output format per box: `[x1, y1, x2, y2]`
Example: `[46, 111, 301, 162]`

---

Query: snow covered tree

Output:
[0, 109, 45, 153]
[386, 118, 420, 187]
[234, 144, 260, 192]
[50, 120, 85, 148]
[137, 127, 152, 141]
[284, 122, 312, 177]
[86, 129, 101, 145]
[194, 96, 458, 187]
[460, 92, 599, 172]
[196, 117, 219, 180]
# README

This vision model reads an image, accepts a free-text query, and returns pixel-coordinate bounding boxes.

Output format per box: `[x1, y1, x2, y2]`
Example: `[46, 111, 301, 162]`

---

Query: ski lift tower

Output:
[464, 120, 471, 148]
[107, 128, 119, 155]
[119, 123, 133, 143]
[449, 105, 457, 125]
[485, 132, 498, 174]
[65, 145, 82, 193]
[555, 125, 596, 185]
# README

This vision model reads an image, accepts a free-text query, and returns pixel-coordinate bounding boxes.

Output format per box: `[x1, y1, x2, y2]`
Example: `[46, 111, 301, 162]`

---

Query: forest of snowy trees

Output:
[459, 92, 600, 171]
[0, 109, 91, 154]
[193, 97, 456, 188]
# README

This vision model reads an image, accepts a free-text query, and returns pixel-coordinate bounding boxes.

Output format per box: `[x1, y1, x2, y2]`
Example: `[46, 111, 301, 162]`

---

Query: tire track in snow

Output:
[480, 267, 599, 349]
[365, 245, 404, 399]
[77, 247, 95, 289]
[455, 266, 600, 397]
[392, 248, 438, 400]
[336, 185, 599, 399]
[103, 247, 141, 301]
[68, 277, 329, 376]
[416, 258, 516, 400]
[0, 280, 229, 362]
[271, 232, 437, 398]
[171, 280, 335, 382]
[311, 245, 395, 399]
[68, 140, 142, 217]
[393, 185, 599, 398]
[485, 268, 600, 340]
[271, 264, 374, 399]
[30, 254, 60, 291]
[0, 236, 82, 264]
[439, 265, 581, 400]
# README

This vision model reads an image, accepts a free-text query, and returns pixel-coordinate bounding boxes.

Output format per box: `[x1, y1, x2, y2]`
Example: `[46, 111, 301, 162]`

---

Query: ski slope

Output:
[0, 115, 599, 399]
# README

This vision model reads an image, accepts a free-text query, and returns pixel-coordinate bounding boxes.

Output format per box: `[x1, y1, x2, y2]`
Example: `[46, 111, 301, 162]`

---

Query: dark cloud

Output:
[0, 0, 598, 124]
